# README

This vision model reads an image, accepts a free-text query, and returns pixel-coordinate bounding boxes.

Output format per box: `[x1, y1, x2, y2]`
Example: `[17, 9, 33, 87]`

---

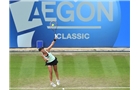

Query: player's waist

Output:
[47, 57, 57, 63]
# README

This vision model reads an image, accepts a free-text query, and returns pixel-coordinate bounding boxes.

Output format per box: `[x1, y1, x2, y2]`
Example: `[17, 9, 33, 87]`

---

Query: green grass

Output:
[10, 52, 130, 90]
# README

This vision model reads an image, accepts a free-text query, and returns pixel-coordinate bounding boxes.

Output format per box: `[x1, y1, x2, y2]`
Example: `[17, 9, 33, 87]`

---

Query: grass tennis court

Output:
[10, 52, 130, 90]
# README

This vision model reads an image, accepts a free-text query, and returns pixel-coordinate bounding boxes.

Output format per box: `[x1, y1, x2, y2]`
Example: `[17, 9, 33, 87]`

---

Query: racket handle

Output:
[55, 34, 58, 39]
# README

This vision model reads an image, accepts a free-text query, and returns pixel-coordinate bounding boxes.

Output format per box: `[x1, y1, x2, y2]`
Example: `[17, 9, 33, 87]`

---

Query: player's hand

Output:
[55, 34, 58, 39]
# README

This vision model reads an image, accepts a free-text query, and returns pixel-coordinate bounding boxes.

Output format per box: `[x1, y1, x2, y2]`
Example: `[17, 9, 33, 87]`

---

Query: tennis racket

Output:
[50, 21, 57, 34]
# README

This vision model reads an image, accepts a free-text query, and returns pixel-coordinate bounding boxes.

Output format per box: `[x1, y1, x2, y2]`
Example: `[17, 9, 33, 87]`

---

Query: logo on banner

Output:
[10, 0, 121, 47]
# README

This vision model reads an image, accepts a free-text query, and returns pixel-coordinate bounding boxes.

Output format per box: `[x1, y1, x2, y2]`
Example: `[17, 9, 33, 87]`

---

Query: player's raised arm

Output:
[46, 34, 58, 52]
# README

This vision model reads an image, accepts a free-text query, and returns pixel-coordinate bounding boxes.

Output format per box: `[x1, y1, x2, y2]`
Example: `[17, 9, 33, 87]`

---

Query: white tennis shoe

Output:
[50, 82, 56, 87]
[56, 79, 60, 85]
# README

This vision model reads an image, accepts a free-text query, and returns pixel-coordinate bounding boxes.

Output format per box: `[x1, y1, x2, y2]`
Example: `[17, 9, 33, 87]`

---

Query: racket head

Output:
[50, 21, 57, 33]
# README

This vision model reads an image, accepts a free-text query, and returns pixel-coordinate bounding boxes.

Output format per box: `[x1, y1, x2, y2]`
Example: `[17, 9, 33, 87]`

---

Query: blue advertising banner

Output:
[9, 0, 130, 48]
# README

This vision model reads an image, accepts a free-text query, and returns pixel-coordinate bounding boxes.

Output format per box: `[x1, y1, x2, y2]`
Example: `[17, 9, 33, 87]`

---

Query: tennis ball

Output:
[52, 24, 54, 26]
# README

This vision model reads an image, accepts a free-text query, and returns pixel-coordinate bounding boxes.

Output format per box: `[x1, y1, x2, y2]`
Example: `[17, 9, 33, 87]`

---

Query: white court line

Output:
[10, 87, 130, 90]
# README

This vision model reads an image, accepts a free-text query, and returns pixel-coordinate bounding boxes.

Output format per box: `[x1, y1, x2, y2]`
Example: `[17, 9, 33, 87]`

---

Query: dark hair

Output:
[38, 47, 44, 51]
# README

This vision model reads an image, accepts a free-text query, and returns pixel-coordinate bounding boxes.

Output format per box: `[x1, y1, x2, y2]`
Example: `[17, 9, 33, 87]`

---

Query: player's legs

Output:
[48, 65, 53, 82]
[48, 65, 56, 87]
[53, 65, 59, 80]
[53, 65, 60, 85]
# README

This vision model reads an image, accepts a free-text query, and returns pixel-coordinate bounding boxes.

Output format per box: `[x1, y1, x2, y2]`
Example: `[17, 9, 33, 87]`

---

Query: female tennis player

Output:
[38, 35, 60, 87]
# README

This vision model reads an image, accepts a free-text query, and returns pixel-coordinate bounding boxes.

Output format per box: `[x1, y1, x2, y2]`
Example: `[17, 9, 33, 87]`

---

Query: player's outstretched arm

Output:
[46, 34, 58, 52]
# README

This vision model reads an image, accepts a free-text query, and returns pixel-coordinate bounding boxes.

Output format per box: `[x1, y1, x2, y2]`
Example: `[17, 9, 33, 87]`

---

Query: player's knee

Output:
[49, 71, 53, 75]
[48, 69, 53, 74]
[54, 69, 58, 72]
